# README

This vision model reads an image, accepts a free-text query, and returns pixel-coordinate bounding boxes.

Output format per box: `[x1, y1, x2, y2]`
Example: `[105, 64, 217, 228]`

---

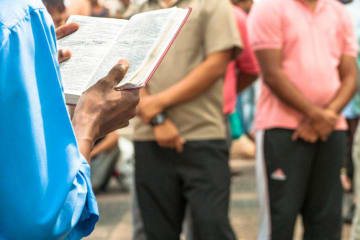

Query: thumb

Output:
[104, 59, 129, 87]
[320, 135, 328, 142]
[292, 131, 299, 141]
[58, 48, 72, 63]
[56, 23, 79, 40]
[175, 137, 185, 153]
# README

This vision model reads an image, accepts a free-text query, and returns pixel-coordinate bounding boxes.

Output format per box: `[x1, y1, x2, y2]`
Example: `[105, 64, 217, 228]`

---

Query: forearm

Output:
[237, 73, 258, 93]
[156, 50, 232, 108]
[255, 49, 320, 118]
[327, 57, 358, 113]
[327, 76, 358, 113]
[72, 113, 97, 163]
[263, 70, 320, 118]
[77, 139, 94, 163]
[91, 131, 119, 157]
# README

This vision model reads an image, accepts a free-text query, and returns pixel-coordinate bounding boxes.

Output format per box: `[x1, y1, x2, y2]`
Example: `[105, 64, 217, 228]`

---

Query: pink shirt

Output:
[248, 0, 359, 130]
[223, 6, 259, 114]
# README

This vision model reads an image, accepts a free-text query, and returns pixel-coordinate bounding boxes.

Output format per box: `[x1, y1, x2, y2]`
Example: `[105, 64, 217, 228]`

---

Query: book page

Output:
[127, 9, 189, 89]
[89, 8, 179, 89]
[58, 16, 127, 95]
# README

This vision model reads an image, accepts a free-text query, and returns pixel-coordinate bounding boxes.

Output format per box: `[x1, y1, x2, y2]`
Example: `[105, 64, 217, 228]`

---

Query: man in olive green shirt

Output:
[135, 0, 242, 239]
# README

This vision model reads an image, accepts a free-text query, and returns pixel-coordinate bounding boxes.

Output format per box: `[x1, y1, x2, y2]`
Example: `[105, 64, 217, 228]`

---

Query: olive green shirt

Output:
[134, 0, 242, 140]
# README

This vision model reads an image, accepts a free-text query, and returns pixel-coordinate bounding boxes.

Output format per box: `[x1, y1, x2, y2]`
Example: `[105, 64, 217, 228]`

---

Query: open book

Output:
[58, 7, 191, 105]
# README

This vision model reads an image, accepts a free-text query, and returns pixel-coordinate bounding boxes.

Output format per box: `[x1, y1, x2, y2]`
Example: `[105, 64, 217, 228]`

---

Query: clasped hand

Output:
[137, 94, 185, 153]
[292, 108, 339, 143]
[137, 94, 165, 123]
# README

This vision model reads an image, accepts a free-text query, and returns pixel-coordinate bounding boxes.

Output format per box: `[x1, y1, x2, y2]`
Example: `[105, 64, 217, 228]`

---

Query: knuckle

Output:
[158, 141, 166, 147]
[111, 65, 126, 82]
[95, 78, 109, 90]
[129, 109, 136, 118]
[127, 92, 140, 107]
[122, 121, 130, 128]
[133, 94, 140, 106]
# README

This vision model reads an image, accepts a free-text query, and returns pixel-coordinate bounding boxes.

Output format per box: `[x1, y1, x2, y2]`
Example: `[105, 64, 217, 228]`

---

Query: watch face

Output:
[156, 114, 165, 124]
[159, 114, 166, 122]
[151, 113, 166, 126]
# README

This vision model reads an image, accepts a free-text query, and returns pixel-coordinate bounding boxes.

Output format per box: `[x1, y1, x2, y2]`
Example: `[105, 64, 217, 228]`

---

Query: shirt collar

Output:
[294, 0, 326, 14]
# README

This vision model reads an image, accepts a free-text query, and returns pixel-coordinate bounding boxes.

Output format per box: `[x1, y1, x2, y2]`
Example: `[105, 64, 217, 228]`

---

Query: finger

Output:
[119, 120, 130, 129]
[157, 140, 166, 147]
[175, 137, 184, 153]
[303, 131, 317, 143]
[309, 135, 318, 143]
[299, 128, 313, 142]
[292, 131, 299, 141]
[56, 23, 79, 40]
[301, 135, 311, 142]
[158, 139, 173, 148]
[102, 59, 129, 87]
[320, 135, 328, 142]
[308, 136, 316, 143]
[58, 48, 72, 63]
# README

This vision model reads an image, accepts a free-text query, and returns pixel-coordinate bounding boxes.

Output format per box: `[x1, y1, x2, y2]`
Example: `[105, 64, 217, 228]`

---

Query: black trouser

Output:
[134, 140, 236, 240]
[345, 118, 359, 182]
[256, 129, 346, 240]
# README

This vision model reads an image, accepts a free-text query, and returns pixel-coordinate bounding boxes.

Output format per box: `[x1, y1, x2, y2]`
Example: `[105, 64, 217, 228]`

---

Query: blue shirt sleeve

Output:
[0, 1, 98, 239]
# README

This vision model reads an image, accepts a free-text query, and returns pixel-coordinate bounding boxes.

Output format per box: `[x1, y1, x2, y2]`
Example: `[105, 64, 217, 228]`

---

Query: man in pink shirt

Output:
[248, 0, 358, 239]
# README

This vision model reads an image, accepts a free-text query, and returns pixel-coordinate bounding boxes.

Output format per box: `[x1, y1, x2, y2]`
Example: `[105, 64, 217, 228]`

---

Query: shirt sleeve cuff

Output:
[206, 41, 243, 58]
[342, 50, 358, 58]
[65, 160, 99, 240]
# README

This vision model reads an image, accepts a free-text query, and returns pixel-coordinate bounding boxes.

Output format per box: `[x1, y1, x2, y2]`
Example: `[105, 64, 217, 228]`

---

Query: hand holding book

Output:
[56, 23, 140, 162]
[58, 7, 191, 104]
[72, 59, 140, 161]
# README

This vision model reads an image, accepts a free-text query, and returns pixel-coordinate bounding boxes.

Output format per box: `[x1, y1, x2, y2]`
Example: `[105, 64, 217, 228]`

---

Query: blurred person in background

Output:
[133, 0, 242, 239]
[248, 0, 358, 239]
[343, 0, 360, 238]
[0, 0, 139, 238]
[224, 0, 259, 157]
[66, 0, 91, 16]
[184, 0, 258, 237]
[339, 0, 360, 226]
[90, 131, 121, 193]
[181, 1, 259, 238]
[121, 0, 148, 19]
[89, 0, 110, 17]
[43, 0, 69, 27]
[103, 0, 131, 18]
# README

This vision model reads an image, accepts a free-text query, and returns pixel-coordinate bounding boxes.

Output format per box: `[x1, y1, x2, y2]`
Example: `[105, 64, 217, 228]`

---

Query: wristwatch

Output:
[150, 113, 167, 126]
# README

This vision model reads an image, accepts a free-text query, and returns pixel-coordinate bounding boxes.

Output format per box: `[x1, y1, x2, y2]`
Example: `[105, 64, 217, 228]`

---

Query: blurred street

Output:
[85, 145, 352, 240]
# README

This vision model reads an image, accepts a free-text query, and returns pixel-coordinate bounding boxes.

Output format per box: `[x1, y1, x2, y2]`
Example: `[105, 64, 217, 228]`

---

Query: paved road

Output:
[85, 158, 351, 240]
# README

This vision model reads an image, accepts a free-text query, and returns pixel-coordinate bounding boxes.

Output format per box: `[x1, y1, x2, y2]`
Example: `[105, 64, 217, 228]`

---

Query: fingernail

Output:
[63, 48, 71, 57]
[117, 59, 129, 69]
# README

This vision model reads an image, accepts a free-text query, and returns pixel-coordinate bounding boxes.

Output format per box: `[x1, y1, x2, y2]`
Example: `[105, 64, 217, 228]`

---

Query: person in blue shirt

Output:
[0, 0, 139, 239]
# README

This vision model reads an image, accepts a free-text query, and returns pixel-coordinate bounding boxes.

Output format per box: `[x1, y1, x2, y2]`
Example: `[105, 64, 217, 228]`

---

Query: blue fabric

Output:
[0, 0, 98, 239]
[236, 84, 256, 133]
